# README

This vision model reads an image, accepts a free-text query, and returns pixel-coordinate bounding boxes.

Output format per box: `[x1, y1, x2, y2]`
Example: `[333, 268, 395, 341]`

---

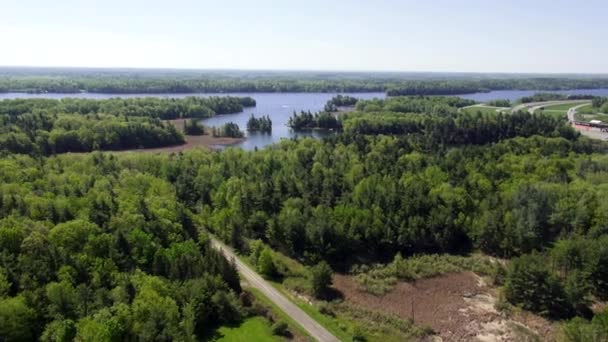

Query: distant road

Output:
[511, 100, 590, 114]
[210, 238, 339, 342]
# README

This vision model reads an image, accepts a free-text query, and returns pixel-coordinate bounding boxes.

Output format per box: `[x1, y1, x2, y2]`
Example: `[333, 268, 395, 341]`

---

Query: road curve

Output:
[511, 100, 590, 114]
[210, 238, 339, 342]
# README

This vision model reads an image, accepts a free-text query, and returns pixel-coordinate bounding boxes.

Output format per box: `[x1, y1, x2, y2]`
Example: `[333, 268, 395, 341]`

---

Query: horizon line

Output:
[1, 65, 608, 77]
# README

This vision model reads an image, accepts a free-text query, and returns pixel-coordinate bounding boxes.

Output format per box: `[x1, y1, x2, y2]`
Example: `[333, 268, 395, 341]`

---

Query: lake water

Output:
[3, 88, 608, 150]
[0, 92, 386, 150]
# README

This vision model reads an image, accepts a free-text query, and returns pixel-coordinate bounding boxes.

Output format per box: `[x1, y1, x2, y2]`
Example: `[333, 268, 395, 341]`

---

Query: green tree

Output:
[504, 253, 572, 318]
[0, 296, 36, 342]
[257, 248, 277, 279]
[310, 261, 333, 299]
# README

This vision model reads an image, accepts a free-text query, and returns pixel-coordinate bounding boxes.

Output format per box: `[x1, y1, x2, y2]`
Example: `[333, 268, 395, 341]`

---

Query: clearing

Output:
[214, 317, 278, 342]
[333, 271, 554, 341]
[462, 105, 510, 115]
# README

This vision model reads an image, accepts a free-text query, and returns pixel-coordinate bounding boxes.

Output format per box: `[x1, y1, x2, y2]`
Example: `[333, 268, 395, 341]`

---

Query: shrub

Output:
[504, 253, 573, 318]
[257, 248, 277, 279]
[271, 321, 289, 336]
[310, 261, 333, 299]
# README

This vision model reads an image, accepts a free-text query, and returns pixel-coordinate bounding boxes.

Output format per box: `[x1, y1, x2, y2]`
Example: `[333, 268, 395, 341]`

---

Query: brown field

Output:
[332, 272, 555, 341]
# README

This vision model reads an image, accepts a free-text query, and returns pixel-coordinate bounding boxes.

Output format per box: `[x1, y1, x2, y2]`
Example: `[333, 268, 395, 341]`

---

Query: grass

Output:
[271, 281, 427, 342]
[577, 103, 601, 114]
[214, 317, 279, 342]
[247, 287, 314, 341]
[277, 288, 354, 341]
[462, 105, 510, 115]
[541, 103, 584, 112]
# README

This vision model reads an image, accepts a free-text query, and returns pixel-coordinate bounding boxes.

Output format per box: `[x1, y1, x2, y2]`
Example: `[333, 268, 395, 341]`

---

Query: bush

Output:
[183, 119, 205, 135]
[271, 321, 289, 336]
[258, 248, 277, 279]
[310, 261, 333, 299]
[504, 253, 573, 318]
[560, 310, 608, 342]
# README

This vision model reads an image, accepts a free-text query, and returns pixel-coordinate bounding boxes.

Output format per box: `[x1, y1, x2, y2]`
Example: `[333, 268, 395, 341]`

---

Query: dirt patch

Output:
[333, 272, 554, 341]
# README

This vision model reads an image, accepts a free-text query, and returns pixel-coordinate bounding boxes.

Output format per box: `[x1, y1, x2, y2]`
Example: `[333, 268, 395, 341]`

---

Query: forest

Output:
[1, 94, 608, 340]
[287, 111, 341, 131]
[3, 68, 608, 95]
[0, 96, 254, 154]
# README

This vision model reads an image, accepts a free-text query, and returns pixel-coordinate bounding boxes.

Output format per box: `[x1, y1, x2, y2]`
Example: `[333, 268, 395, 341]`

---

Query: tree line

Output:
[0, 96, 255, 120]
[287, 111, 341, 130]
[4, 72, 608, 95]
[519, 93, 595, 103]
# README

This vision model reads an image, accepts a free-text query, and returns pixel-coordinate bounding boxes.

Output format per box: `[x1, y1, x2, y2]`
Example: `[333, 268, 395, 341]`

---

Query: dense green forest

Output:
[324, 95, 359, 112]
[2, 68, 608, 95]
[0, 153, 242, 341]
[287, 111, 341, 131]
[1, 94, 608, 340]
[0, 96, 254, 154]
[519, 93, 594, 103]
[246, 115, 272, 133]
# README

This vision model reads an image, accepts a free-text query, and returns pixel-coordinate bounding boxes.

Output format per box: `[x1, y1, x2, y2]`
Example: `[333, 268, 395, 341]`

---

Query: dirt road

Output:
[210, 238, 339, 342]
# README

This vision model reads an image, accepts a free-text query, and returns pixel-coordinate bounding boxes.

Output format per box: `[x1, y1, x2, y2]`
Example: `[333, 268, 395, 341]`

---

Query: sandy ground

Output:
[333, 272, 555, 341]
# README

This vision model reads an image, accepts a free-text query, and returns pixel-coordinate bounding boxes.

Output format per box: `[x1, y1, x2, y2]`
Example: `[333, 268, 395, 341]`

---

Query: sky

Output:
[1, 0, 607, 73]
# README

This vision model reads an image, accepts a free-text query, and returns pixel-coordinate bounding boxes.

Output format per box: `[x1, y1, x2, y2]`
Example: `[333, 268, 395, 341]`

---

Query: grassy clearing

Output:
[577, 104, 600, 114]
[462, 105, 510, 115]
[214, 317, 278, 342]
[541, 103, 585, 112]
[352, 253, 502, 295]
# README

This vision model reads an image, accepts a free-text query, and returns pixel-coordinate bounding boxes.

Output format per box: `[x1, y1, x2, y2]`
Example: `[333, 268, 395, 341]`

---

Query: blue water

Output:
[3, 88, 608, 150]
[0, 92, 385, 150]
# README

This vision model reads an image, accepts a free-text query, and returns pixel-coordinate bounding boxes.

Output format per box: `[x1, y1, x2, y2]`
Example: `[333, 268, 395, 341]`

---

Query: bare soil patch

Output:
[333, 272, 555, 341]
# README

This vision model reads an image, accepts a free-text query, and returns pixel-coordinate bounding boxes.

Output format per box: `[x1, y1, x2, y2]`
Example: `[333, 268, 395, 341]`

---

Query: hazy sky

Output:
[1, 0, 607, 73]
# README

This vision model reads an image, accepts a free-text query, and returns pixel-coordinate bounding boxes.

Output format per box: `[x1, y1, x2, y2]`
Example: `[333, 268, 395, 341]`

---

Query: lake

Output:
[0, 92, 386, 150]
[3, 88, 608, 150]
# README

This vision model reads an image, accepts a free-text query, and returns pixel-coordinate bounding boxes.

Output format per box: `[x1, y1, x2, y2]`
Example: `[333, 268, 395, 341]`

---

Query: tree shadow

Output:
[321, 286, 344, 301]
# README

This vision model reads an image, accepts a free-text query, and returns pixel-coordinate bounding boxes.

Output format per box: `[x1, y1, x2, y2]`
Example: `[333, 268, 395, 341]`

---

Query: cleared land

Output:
[333, 271, 553, 341]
